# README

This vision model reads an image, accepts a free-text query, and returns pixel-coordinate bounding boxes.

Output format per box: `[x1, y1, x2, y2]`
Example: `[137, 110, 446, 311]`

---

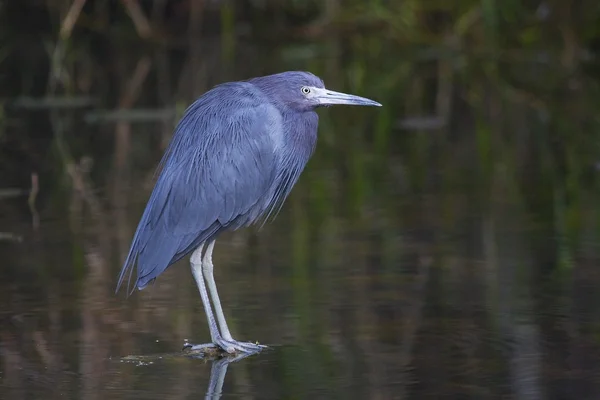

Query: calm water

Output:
[2, 154, 600, 399]
[3, 2, 600, 398]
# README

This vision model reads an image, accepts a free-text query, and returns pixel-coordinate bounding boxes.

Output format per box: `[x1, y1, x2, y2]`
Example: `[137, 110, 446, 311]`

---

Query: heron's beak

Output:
[313, 87, 382, 107]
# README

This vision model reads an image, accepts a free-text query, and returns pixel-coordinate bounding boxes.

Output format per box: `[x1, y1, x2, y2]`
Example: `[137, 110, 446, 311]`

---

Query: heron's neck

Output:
[281, 110, 318, 164]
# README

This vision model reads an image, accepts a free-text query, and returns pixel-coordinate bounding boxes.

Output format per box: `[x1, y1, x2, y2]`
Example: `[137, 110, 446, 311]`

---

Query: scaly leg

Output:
[189, 243, 223, 345]
[203, 241, 234, 341]
[188, 241, 266, 354]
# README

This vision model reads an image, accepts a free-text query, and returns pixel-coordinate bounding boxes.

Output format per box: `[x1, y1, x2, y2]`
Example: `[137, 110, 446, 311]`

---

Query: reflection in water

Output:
[204, 356, 232, 400]
[203, 353, 254, 400]
[119, 350, 254, 400]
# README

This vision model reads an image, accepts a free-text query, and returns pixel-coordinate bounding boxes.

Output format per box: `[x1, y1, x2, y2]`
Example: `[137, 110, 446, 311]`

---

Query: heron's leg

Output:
[189, 242, 265, 354]
[201, 241, 267, 354]
[202, 241, 234, 341]
[189, 243, 224, 345]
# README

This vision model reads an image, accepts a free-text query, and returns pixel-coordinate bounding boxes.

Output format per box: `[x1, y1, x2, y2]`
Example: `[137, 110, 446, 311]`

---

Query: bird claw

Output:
[216, 338, 267, 354]
[184, 338, 266, 355]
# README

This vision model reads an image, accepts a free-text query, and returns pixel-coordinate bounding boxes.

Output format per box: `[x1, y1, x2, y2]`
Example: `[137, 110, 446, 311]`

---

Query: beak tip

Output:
[357, 98, 382, 107]
[316, 88, 382, 107]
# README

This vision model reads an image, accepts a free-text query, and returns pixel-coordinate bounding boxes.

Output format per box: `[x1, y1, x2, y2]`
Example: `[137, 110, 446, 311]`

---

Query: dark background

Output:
[1, 0, 600, 398]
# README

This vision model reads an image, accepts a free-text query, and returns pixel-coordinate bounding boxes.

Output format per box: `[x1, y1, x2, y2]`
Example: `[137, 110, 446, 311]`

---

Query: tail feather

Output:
[135, 230, 180, 289]
[116, 217, 225, 295]
[115, 238, 140, 296]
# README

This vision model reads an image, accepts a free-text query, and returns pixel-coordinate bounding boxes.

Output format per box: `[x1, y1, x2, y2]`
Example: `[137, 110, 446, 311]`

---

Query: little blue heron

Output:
[116, 71, 381, 354]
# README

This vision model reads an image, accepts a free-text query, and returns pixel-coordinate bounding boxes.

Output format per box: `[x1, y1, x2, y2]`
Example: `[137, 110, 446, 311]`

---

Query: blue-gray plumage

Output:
[116, 71, 381, 354]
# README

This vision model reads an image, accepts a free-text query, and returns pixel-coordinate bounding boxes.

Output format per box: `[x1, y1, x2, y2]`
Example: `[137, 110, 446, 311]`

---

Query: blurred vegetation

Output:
[2, 1, 600, 398]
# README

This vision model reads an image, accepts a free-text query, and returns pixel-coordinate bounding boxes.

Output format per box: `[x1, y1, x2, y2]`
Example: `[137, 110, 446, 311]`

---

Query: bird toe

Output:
[217, 338, 266, 354]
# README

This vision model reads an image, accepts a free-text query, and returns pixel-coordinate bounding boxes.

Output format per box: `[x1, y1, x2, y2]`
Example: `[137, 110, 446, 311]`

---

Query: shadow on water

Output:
[119, 348, 263, 399]
[2, 0, 600, 399]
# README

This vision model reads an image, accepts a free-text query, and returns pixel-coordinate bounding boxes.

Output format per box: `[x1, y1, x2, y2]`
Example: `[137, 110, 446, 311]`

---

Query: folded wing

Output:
[116, 86, 279, 293]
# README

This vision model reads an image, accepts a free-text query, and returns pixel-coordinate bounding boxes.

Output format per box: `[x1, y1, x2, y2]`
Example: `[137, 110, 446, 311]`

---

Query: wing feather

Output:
[116, 84, 278, 293]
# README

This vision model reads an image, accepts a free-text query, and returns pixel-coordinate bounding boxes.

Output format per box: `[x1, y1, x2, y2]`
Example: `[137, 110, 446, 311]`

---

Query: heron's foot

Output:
[216, 338, 267, 354]
[185, 338, 266, 354]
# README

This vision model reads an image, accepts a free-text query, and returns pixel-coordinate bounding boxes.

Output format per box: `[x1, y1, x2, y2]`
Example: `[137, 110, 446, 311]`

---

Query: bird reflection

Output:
[186, 351, 253, 400]
[205, 353, 251, 399]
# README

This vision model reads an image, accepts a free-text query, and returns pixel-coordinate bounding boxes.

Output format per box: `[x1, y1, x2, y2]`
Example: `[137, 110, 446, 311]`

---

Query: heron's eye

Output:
[301, 86, 311, 95]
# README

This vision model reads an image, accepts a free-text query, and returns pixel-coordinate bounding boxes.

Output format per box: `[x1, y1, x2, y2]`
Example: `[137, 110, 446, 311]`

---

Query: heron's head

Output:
[249, 71, 381, 112]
